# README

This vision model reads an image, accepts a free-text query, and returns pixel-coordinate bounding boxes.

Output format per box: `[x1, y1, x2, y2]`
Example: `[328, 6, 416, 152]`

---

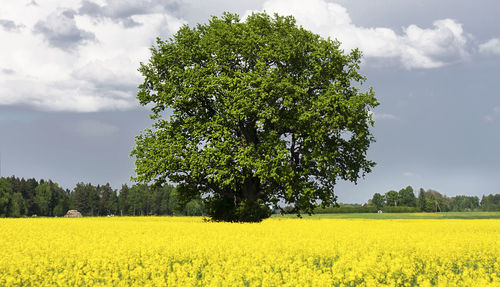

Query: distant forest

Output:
[315, 186, 500, 213]
[0, 177, 499, 217]
[0, 176, 204, 218]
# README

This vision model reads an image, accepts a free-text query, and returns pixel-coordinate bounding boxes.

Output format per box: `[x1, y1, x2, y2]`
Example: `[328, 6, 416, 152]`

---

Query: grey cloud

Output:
[0, 75, 137, 112]
[0, 19, 24, 32]
[71, 59, 140, 96]
[78, 0, 181, 27]
[251, 0, 472, 69]
[34, 9, 96, 50]
[1, 68, 15, 75]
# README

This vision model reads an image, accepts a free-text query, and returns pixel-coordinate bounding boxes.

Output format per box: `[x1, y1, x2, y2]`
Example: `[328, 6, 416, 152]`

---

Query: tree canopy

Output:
[132, 12, 378, 222]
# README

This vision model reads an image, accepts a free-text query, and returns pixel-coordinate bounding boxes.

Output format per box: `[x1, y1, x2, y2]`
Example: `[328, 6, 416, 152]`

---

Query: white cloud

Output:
[245, 0, 471, 69]
[0, 0, 186, 112]
[484, 106, 500, 122]
[0, 0, 479, 113]
[479, 38, 500, 55]
[403, 172, 422, 178]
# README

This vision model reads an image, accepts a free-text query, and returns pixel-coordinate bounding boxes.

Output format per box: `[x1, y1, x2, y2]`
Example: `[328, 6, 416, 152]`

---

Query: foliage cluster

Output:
[481, 194, 500, 211]
[0, 177, 68, 217]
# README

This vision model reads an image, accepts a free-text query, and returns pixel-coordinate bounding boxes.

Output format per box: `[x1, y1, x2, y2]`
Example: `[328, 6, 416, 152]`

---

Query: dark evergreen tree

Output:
[0, 178, 12, 217]
[72, 183, 93, 215]
[128, 184, 147, 215]
[88, 184, 100, 216]
[118, 184, 130, 216]
[47, 181, 68, 216]
[417, 188, 426, 211]
[19, 178, 39, 215]
[99, 183, 118, 215]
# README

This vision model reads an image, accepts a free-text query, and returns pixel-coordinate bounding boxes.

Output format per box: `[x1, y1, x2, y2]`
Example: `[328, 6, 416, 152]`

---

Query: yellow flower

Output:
[0, 217, 498, 286]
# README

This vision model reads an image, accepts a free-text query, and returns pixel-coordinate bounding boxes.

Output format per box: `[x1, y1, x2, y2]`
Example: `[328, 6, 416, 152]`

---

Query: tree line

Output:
[0, 176, 204, 217]
[314, 186, 500, 213]
[368, 186, 500, 212]
[1, 177, 499, 217]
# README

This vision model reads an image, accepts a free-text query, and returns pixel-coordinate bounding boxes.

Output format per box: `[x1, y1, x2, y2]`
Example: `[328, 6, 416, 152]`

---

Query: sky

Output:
[1, 0, 499, 203]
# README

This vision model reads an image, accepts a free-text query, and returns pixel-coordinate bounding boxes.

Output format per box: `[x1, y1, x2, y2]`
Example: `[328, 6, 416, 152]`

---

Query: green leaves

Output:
[132, 12, 378, 221]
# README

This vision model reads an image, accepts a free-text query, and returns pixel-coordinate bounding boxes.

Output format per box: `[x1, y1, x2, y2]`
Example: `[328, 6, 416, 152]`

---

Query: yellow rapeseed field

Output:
[0, 217, 498, 286]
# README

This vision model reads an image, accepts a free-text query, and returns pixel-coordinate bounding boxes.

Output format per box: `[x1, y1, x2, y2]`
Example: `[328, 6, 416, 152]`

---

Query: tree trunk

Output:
[241, 176, 260, 203]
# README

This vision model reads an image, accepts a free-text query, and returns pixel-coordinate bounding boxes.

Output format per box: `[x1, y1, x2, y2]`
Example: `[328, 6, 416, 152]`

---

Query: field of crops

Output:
[1, 216, 499, 286]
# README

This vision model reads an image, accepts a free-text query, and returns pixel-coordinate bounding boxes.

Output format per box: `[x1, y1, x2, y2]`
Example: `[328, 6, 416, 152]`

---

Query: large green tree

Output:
[132, 13, 378, 222]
